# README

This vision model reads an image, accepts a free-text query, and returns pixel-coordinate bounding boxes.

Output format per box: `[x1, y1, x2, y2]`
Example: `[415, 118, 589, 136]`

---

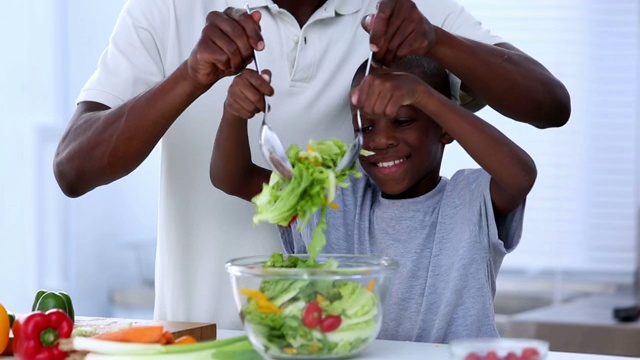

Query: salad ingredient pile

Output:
[241, 253, 380, 357]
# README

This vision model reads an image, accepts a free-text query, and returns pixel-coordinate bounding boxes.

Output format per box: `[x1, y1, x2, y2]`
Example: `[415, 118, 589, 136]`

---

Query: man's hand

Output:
[224, 69, 273, 120]
[362, 0, 437, 65]
[185, 7, 265, 89]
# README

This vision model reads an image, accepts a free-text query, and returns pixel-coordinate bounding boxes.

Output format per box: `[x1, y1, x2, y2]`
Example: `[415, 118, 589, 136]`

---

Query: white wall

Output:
[0, 0, 60, 312]
[0, 0, 160, 317]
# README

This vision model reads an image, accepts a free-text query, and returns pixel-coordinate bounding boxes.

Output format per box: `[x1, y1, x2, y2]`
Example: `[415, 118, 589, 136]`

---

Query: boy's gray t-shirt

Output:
[280, 168, 525, 343]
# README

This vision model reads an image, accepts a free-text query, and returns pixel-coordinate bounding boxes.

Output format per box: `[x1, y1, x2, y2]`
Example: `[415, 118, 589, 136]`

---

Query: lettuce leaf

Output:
[251, 139, 361, 260]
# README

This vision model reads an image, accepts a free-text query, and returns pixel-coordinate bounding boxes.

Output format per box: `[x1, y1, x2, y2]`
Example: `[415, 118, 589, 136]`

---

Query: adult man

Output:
[54, 0, 570, 329]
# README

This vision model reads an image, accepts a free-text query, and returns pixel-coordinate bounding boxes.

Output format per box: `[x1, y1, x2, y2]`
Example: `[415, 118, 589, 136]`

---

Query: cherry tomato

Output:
[521, 347, 541, 360]
[485, 351, 500, 360]
[319, 314, 342, 332]
[505, 352, 521, 360]
[302, 301, 322, 328]
[464, 353, 482, 360]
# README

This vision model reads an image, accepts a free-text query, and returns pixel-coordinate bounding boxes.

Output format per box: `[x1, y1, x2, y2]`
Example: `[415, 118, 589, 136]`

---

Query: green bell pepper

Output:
[32, 290, 75, 323]
[7, 311, 14, 328]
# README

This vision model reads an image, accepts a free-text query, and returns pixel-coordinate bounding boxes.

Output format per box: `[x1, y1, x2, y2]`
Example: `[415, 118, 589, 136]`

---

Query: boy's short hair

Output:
[352, 56, 452, 99]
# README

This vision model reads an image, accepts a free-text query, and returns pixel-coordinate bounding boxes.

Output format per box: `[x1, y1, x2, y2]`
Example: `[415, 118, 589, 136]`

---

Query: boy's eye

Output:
[357, 125, 374, 134]
[355, 125, 373, 134]
[394, 118, 415, 127]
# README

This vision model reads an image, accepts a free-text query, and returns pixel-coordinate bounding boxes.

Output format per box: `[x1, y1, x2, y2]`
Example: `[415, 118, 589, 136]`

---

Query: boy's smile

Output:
[355, 106, 448, 199]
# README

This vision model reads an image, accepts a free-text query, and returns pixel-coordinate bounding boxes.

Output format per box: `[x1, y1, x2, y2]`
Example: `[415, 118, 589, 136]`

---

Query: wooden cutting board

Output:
[74, 316, 217, 341]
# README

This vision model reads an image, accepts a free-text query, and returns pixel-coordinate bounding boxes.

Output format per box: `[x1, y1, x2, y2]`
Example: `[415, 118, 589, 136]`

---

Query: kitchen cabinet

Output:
[505, 295, 640, 357]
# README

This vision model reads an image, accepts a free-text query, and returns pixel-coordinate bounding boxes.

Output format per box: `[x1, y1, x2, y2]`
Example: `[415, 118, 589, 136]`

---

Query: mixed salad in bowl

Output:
[226, 253, 397, 359]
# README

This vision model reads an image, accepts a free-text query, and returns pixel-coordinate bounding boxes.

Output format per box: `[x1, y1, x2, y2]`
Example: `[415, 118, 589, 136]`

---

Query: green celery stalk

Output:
[60, 335, 254, 357]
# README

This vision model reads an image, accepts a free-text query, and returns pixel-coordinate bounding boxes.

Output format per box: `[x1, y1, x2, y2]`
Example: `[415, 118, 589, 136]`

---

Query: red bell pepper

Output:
[13, 309, 73, 360]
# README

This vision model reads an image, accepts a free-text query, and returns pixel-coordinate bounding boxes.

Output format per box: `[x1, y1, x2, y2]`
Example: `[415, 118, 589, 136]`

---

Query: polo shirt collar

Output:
[334, 0, 363, 15]
[227, 0, 272, 10]
[226, 0, 363, 15]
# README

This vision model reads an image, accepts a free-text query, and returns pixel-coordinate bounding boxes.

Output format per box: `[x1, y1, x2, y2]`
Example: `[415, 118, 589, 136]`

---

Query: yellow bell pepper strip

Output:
[366, 279, 376, 292]
[240, 289, 280, 314]
[0, 303, 9, 354]
[13, 309, 73, 360]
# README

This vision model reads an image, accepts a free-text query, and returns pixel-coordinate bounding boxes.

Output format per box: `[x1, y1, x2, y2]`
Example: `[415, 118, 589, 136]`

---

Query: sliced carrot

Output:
[173, 335, 197, 345]
[91, 325, 165, 343]
[160, 330, 175, 345]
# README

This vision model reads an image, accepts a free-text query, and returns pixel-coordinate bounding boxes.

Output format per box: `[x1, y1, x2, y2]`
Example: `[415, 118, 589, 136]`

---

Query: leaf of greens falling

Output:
[251, 139, 362, 260]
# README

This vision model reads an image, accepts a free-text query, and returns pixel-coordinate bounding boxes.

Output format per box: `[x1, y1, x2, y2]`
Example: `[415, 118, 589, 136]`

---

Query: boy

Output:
[210, 56, 536, 343]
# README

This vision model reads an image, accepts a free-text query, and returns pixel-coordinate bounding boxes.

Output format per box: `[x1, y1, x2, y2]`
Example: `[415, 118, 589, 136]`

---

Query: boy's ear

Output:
[441, 131, 454, 145]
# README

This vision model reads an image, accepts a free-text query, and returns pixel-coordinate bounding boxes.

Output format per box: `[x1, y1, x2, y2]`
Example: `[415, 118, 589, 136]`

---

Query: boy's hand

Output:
[362, 0, 437, 66]
[351, 71, 424, 118]
[185, 8, 265, 89]
[224, 69, 273, 120]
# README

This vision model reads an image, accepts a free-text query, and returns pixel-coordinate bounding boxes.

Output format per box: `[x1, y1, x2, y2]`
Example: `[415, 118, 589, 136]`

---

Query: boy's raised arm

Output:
[210, 70, 273, 202]
[412, 82, 537, 217]
[352, 71, 536, 217]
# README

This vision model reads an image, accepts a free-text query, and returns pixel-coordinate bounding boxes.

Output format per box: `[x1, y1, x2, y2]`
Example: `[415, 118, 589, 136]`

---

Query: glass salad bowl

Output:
[449, 338, 549, 360]
[226, 253, 398, 359]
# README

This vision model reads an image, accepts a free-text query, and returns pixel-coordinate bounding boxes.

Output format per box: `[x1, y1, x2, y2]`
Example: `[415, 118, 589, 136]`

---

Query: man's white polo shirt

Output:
[77, 0, 502, 329]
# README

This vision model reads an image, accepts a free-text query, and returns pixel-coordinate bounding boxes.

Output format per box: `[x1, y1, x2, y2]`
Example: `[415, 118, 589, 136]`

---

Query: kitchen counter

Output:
[215, 329, 636, 359]
[2, 323, 635, 359]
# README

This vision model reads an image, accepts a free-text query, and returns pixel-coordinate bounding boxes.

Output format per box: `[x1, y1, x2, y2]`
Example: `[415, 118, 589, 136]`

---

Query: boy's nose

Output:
[367, 129, 398, 150]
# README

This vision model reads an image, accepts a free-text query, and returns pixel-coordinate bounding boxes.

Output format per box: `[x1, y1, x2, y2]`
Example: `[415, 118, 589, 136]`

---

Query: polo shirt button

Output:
[293, 36, 299, 44]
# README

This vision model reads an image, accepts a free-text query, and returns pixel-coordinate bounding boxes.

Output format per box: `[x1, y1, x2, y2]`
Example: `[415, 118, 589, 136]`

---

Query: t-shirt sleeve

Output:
[449, 168, 525, 254]
[76, 0, 168, 108]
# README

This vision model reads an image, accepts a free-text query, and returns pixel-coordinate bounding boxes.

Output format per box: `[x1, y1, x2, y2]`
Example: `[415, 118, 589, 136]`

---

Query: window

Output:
[443, 0, 639, 284]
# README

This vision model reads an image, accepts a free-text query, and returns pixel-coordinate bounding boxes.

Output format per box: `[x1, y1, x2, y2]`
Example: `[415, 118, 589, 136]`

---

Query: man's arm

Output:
[55, 64, 205, 197]
[54, 8, 265, 197]
[429, 35, 570, 129]
[365, 0, 571, 129]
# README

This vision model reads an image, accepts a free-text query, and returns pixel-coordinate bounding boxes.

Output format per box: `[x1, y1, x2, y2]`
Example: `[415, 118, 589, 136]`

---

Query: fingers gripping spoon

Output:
[245, 4, 294, 180]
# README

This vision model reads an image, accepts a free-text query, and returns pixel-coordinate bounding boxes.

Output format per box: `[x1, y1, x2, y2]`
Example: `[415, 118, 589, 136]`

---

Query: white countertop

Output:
[217, 329, 636, 360]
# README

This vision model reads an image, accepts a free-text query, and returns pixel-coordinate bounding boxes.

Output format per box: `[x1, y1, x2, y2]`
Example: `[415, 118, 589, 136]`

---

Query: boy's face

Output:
[353, 104, 447, 199]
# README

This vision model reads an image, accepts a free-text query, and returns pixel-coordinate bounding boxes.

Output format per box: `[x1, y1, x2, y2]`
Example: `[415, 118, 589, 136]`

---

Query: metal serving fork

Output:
[335, 51, 374, 172]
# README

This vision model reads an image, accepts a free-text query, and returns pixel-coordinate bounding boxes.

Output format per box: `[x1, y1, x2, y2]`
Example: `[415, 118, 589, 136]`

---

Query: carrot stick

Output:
[160, 330, 175, 345]
[173, 335, 197, 345]
[91, 325, 165, 343]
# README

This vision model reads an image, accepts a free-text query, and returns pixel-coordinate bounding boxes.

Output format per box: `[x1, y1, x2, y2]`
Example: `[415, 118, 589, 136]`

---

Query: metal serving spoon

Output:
[245, 5, 293, 180]
[335, 51, 374, 172]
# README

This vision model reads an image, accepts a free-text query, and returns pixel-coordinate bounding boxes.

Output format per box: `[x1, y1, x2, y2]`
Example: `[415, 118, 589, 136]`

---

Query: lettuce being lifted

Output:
[251, 139, 363, 259]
